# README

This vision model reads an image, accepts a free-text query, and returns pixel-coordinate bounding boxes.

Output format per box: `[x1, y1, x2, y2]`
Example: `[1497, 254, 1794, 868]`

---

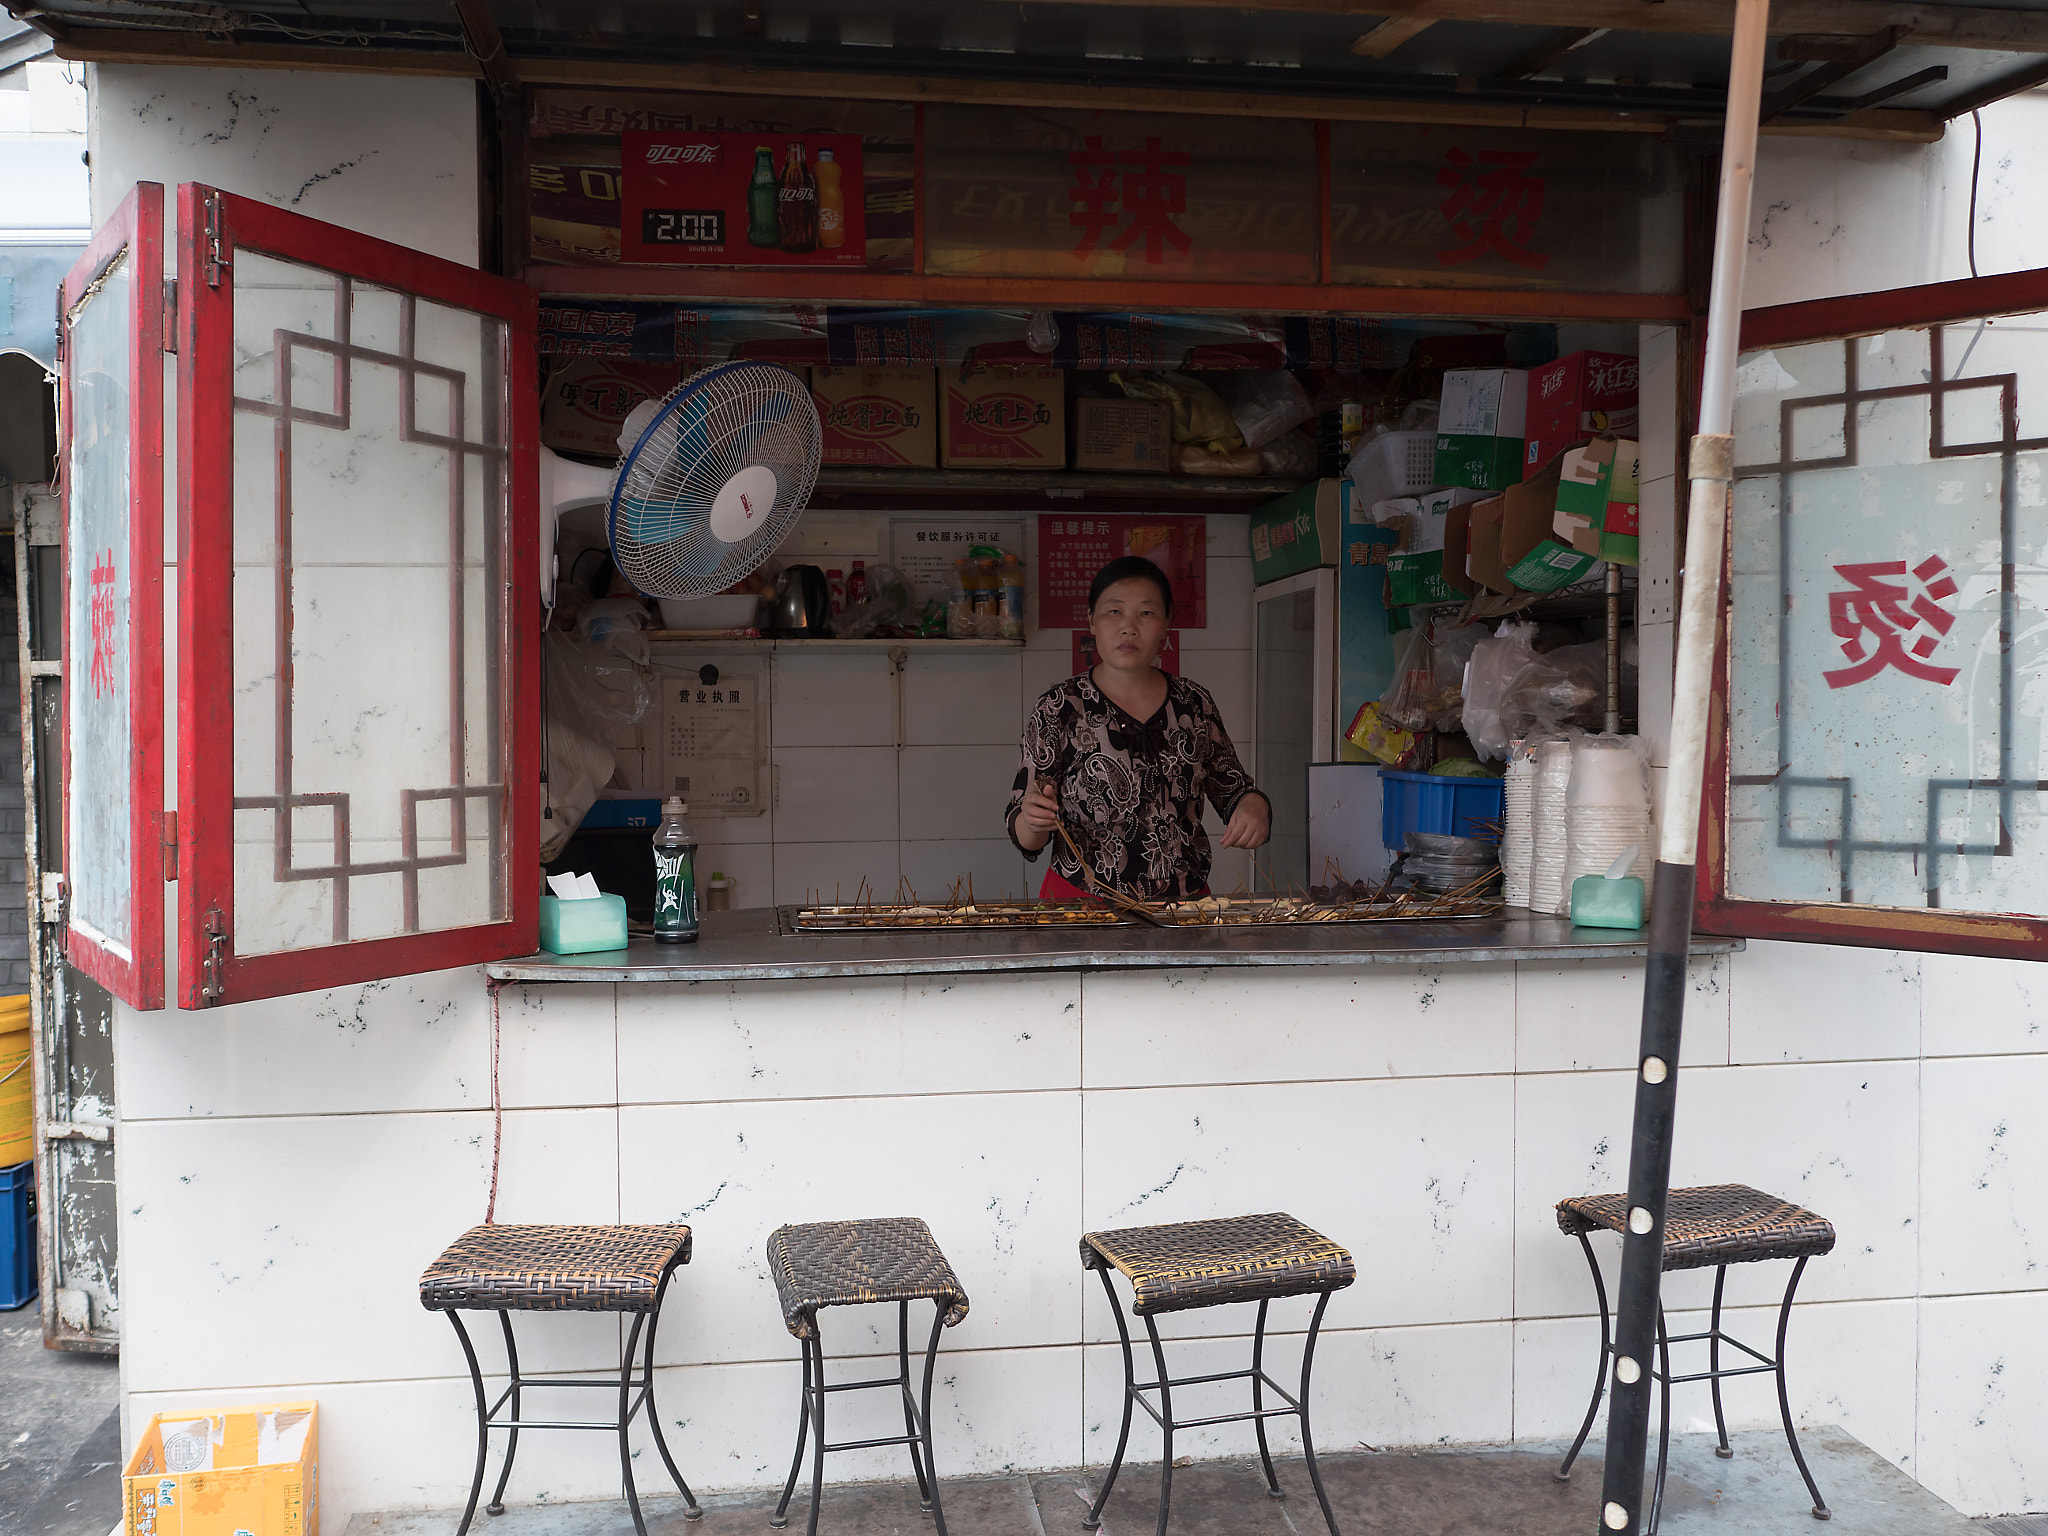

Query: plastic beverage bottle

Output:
[946, 558, 975, 638]
[826, 568, 845, 615]
[846, 559, 868, 606]
[778, 142, 817, 254]
[973, 557, 1002, 637]
[746, 147, 778, 248]
[652, 796, 699, 944]
[998, 554, 1025, 640]
[815, 148, 845, 249]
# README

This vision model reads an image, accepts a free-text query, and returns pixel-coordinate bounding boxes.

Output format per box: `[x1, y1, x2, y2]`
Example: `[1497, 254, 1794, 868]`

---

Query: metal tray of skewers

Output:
[787, 899, 1132, 932]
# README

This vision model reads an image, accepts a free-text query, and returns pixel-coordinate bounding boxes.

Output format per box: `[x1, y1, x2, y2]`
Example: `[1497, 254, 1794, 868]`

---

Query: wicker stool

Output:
[1079, 1212, 1354, 1536]
[1553, 1184, 1836, 1533]
[419, 1224, 700, 1536]
[764, 1216, 969, 1536]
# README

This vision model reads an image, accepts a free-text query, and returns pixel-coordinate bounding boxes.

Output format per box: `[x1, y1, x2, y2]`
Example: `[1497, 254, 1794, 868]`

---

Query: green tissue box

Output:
[1570, 874, 1645, 930]
[540, 892, 629, 954]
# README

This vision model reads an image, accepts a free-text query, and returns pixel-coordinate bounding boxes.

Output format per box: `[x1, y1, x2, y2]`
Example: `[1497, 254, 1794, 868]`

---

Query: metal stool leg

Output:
[447, 1313, 491, 1536]
[637, 1267, 703, 1518]
[1082, 1266, 1137, 1530]
[1250, 1299, 1283, 1499]
[919, 1301, 951, 1536]
[769, 1334, 813, 1530]
[899, 1299, 933, 1510]
[1709, 1264, 1734, 1460]
[1556, 1231, 1612, 1483]
[1773, 1257, 1830, 1521]
[1648, 1306, 1673, 1536]
[487, 1315, 520, 1516]
[1297, 1290, 1342, 1536]
[1144, 1311, 1175, 1536]
[805, 1321, 828, 1536]
[617, 1310, 651, 1536]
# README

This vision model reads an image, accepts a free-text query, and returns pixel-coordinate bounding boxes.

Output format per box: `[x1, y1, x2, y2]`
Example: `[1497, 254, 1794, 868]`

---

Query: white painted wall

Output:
[80, 64, 2048, 1526]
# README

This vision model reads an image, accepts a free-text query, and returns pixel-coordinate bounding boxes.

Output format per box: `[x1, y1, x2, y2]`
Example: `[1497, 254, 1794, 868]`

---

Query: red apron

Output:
[1038, 867, 1208, 903]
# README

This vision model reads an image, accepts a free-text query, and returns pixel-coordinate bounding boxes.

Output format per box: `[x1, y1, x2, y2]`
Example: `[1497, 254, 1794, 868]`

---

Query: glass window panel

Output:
[1728, 313, 2048, 915]
[1254, 584, 1319, 891]
[65, 248, 134, 957]
[228, 252, 509, 956]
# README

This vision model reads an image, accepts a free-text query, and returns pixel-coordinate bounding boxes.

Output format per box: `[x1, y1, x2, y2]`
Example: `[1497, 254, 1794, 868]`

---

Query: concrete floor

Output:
[0, 1308, 122, 1536]
[342, 1426, 1983, 1536]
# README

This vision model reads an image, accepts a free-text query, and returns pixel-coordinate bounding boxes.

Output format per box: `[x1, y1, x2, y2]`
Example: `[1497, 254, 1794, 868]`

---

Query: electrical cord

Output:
[1969, 109, 1983, 280]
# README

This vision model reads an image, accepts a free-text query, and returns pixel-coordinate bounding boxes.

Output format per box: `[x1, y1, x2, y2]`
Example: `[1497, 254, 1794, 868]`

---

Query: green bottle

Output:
[746, 147, 779, 249]
[652, 796, 699, 944]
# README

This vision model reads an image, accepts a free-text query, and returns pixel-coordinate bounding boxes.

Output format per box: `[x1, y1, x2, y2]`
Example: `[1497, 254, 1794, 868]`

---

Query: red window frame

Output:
[176, 184, 541, 1007]
[1695, 267, 2048, 961]
[60, 182, 166, 1010]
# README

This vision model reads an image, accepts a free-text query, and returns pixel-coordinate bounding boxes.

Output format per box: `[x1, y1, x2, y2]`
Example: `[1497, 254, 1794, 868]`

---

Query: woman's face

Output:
[1089, 576, 1171, 673]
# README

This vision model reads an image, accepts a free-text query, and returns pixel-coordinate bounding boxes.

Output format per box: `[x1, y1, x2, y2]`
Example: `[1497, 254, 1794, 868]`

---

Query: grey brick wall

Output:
[0, 542, 26, 980]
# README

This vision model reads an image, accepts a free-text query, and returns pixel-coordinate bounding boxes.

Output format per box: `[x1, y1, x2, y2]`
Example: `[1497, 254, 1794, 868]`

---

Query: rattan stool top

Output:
[419, 1223, 692, 1313]
[1080, 1212, 1354, 1317]
[765, 1217, 970, 1340]
[1555, 1184, 1834, 1272]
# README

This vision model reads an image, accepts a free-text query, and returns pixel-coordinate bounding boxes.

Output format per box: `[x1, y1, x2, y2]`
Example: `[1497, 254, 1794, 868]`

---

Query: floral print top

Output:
[1004, 672, 1265, 903]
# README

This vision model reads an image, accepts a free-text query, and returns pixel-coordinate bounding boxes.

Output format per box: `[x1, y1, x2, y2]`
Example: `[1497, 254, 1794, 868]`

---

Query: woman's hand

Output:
[1013, 777, 1060, 851]
[1219, 792, 1271, 850]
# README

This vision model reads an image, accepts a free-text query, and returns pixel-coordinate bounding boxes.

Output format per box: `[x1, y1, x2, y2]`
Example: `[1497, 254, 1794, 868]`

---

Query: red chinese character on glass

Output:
[1822, 556, 1962, 690]
[89, 548, 119, 699]
[1067, 135, 1121, 258]
[1109, 139, 1193, 265]
[1435, 147, 1549, 271]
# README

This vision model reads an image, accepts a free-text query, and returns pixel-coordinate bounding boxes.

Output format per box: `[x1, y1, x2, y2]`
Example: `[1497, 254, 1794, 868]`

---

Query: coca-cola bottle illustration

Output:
[777, 141, 817, 254]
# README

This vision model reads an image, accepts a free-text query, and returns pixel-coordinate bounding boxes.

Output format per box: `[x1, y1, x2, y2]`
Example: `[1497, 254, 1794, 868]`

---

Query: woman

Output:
[1006, 555, 1270, 903]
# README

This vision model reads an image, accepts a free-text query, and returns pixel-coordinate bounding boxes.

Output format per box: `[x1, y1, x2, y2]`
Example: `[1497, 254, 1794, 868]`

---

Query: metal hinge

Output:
[203, 193, 230, 288]
[36, 872, 64, 929]
[162, 278, 178, 353]
[162, 810, 178, 882]
[199, 908, 230, 1005]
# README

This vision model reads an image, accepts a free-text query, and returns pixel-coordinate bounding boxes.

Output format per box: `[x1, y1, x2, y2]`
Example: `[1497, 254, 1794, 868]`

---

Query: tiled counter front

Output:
[112, 941, 2048, 1523]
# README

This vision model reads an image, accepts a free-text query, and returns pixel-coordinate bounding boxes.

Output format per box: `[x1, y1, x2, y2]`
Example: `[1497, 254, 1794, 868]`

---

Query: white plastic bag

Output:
[1461, 620, 1539, 762]
[1229, 371, 1314, 449]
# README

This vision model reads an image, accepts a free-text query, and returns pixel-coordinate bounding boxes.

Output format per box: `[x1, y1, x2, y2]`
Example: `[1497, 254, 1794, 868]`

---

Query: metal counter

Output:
[486, 906, 1743, 984]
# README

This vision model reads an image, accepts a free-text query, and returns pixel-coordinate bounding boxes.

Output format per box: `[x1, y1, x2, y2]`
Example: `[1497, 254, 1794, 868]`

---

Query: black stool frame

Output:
[1554, 1234, 1830, 1533]
[770, 1299, 950, 1536]
[442, 1253, 700, 1536]
[1083, 1265, 1342, 1536]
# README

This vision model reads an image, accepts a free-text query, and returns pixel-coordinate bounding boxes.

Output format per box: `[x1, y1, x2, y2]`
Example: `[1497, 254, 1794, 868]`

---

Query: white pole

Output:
[1596, 0, 1772, 1530]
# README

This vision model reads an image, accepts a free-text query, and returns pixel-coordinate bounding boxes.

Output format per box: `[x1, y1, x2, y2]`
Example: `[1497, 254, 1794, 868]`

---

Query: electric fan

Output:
[607, 361, 821, 599]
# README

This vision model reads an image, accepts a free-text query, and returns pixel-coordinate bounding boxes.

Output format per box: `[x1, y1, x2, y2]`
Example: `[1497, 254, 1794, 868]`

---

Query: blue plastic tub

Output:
[1379, 770, 1506, 851]
[1, 1159, 33, 1310]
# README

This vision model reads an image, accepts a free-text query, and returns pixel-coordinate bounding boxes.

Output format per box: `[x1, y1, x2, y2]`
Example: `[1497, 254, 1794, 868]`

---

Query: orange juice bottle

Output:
[815, 148, 846, 249]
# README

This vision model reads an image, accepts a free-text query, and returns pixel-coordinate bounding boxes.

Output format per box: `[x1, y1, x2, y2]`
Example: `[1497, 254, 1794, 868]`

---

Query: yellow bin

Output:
[0, 993, 31, 1168]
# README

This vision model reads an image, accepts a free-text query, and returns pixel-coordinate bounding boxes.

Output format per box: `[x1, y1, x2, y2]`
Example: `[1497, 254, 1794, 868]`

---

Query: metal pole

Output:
[1596, 0, 1770, 1530]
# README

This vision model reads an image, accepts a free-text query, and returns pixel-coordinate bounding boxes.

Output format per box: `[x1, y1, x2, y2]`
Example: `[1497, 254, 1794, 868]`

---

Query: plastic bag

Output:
[1259, 427, 1317, 477]
[1229, 371, 1314, 449]
[1171, 441, 1263, 476]
[835, 561, 914, 639]
[1112, 371, 1243, 451]
[541, 631, 652, 862]
[1498, 641, 1611, 741]
[1381, 619, 1483, 733]
[1461, 619, 1539, 761]
[576, 595, 653, 665]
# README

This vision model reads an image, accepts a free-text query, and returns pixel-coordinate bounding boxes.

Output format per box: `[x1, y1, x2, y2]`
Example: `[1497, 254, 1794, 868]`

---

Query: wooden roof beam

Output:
[1493, 26, 1609, 82]
[1759, 25, 1902, 121]
[449, 0, 513, 98]
[1350, 17, 1436, 58]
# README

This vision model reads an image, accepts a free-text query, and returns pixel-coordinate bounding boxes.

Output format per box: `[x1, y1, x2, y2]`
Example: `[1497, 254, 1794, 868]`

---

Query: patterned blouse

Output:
[1005, 672, 1265, 903]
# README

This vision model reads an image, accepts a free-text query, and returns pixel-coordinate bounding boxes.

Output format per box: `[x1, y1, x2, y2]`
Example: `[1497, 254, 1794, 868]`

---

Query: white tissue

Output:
[547, 872, 602, 900]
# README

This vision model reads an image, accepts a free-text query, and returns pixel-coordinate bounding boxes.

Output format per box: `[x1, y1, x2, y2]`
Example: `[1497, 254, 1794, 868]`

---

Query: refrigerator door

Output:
[1308, 763, 1391, 886]
[1250, 569, 1334, 891]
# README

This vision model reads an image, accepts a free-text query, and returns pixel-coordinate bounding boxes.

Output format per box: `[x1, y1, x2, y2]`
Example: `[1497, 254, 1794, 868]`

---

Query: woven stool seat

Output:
[1080, 1212, 1354, 1317]
[419, 1223, 693, 1313]
[766, 1216, 970, 1340]
[1555, 1184, 1835, 1273]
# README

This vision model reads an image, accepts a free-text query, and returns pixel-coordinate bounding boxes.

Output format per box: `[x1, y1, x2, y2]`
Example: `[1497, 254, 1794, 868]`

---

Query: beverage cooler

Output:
[1247, 482, 1399, 890]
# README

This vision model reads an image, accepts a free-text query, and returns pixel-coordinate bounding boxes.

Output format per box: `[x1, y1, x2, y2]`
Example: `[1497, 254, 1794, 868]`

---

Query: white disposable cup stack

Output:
[1528, 739, 1574, 915]
[1564, 737, 1652, 898]
[1502, 747, 1537, 908]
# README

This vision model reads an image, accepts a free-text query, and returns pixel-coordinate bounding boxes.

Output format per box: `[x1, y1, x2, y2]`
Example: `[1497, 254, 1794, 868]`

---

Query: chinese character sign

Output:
[1038, 516, 1207, 630]
[1822, 557, 1960, 690]
[1435, 147, 1548, 271]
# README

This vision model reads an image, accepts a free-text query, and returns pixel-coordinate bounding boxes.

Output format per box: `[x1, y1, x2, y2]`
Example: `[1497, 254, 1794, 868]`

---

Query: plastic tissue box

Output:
[540, 893, 629, 954]
[1569, 873, 1645, 930]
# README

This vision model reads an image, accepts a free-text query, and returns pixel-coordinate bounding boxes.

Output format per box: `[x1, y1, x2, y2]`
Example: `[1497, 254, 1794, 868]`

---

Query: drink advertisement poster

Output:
[620, 131, 865, 266]
[1038, 516, 1207, 630]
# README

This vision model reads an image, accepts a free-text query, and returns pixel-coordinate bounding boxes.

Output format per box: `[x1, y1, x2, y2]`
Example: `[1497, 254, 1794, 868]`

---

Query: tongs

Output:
[1053, 819, 1174, 929]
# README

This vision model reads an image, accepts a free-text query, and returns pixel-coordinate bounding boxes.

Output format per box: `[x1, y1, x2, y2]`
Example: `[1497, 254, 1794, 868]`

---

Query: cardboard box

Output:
[1554, 437, 1641, 566]
[1465, 494, 1512, 594]
[1435, 369, 1529, 491]
[939, 366, 1063, 468]
[808, 365, 936, 467]
[1249, 479, 1348, 585]
[1072, 397, 1172, 473]
[541, 358, 679, 456]
[1487, 454, 1600, 594]
[1440, 501, 1479, 598]
[126, 1402, 318, 1536]
[1375, 487, 1487, 607]
[1525, 351, 1640, 471]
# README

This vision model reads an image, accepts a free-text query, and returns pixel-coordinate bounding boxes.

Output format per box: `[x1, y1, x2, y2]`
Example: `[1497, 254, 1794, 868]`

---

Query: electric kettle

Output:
[773, 565, 833, 636]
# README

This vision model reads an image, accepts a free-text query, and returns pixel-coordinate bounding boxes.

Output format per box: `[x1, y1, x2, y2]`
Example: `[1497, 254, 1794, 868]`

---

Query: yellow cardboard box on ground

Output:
[125, 1402, 318, 1536]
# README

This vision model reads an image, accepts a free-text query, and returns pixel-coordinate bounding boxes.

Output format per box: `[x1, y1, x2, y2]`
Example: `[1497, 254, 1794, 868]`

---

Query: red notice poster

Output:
[620, 131, 865, 266]
[1038, 515, 1206, 629]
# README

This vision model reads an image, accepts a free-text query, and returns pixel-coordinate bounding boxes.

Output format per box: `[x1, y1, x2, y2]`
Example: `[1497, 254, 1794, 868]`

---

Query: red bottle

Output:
[846, 559, 868, 607]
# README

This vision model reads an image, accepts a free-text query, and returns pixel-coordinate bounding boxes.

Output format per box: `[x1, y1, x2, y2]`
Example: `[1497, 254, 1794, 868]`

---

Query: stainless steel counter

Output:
[486, 905, 1742, 983]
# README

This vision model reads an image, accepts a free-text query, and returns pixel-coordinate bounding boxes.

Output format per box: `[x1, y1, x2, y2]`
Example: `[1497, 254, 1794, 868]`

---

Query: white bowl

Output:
[657, 595, 761, 630]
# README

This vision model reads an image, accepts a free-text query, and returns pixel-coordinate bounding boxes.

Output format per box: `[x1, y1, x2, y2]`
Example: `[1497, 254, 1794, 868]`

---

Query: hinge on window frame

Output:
[200, 908, 230, 1005]
[162, 810, 178, 882]
[162, 278, 178, 353]
[203, 193, 230, 288]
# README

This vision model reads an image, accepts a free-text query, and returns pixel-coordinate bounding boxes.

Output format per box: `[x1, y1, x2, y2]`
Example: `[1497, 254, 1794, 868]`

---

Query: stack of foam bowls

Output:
[1564, 736, 1653, 905]
[1528, 739, 1575, 916]
[1501, 744, 1537, 908]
